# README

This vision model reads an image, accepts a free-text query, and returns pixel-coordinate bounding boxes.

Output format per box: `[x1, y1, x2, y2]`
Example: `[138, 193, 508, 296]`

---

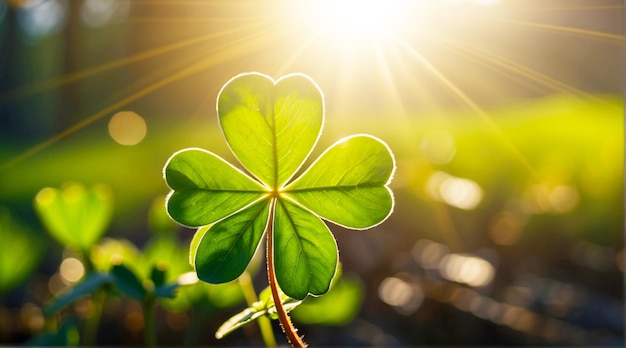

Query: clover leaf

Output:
[163, 72, 395, 302]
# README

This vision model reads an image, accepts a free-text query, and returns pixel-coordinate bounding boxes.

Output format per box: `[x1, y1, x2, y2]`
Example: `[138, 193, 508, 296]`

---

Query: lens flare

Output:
[439, 253, 495, 287]
[59, 257, 85, 284]
[108, 111, 147, 146]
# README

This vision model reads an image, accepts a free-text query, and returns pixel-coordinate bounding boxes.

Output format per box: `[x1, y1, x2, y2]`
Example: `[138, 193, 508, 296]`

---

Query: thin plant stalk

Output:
[81, 249, 104, 346]
[142, 297, 156, 347]
[82, 288, 104, 345]
[239, 271, 277, 348]
[183, 307, 211, 346]
[266, 198, 306, 348]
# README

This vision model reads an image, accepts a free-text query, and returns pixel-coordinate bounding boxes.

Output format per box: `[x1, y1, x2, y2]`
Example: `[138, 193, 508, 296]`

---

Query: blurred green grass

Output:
[0, 94, 621, 240]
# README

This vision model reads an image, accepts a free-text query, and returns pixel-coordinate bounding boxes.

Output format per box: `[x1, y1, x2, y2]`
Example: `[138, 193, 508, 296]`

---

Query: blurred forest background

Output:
[0, 0, 623, 346]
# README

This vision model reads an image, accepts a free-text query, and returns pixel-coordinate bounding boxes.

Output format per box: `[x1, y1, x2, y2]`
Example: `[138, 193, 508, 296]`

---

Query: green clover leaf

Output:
[164, 72, 395, 300]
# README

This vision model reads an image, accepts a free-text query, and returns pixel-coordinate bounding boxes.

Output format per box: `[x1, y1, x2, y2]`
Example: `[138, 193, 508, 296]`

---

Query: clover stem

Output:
[266, 197, 307, 348]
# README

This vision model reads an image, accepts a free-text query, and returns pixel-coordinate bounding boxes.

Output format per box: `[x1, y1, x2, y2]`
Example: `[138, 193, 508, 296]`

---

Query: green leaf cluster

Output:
[164, 72, 395, 300]
[42, 193, 245, 319]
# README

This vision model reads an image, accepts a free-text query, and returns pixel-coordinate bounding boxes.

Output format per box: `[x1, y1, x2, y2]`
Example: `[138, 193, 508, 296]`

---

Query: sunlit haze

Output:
[0, 0, 622, 346]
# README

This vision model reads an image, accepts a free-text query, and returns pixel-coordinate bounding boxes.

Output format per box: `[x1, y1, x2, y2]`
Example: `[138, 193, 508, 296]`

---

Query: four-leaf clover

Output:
[164, 72, 395, 300]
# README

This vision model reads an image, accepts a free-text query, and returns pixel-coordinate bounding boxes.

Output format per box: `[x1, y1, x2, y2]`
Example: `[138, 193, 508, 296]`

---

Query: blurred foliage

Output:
[34, 182, 113, 254]
[26, 184, 247, 345]
[0, 207, 44, 293]
[290, 262, 364, 326]
[292, 272, 364, 326]
[44, 272, 111, 316]
[24, 319, 80, 347]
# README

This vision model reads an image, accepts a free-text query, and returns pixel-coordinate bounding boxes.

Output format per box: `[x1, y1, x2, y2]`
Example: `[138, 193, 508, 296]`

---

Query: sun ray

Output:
[126, 17, 257, 24]
[396, 37, 541, 183]
[475, 17, 624, 45]
[0, 22, 269, 103]
[428, 37, 549, 96]
[0, 22, 287, 171]
[429, 34, 607, 103]
[380, 41, 450, 115]
[130, 0, 264, 6]
[513, 5, 623, 12]
[372, 41, 468, 252]
[273, 31, 324, 77]
[373, 42, 410, 118]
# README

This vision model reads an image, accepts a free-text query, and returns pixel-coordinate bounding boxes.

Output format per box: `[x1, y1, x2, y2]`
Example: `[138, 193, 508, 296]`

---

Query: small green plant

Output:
[34, 185, 245, 346]
[163, 72, 395, 346]
[34, 182, 114, 345]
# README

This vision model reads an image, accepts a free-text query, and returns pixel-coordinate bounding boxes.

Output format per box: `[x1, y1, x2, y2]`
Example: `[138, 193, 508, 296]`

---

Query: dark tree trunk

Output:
[0, 6, 20, 140]
[57, 0, 82, 132]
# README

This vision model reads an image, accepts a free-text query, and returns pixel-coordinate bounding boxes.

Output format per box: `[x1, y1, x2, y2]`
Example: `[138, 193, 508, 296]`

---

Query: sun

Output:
[287, 0, 502, 46]
[287, 0, 420, 45]
[314, 0, 408, 40]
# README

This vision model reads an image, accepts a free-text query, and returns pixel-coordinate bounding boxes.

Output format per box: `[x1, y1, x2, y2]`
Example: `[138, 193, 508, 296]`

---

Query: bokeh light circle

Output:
[108, 111, 147, 146]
